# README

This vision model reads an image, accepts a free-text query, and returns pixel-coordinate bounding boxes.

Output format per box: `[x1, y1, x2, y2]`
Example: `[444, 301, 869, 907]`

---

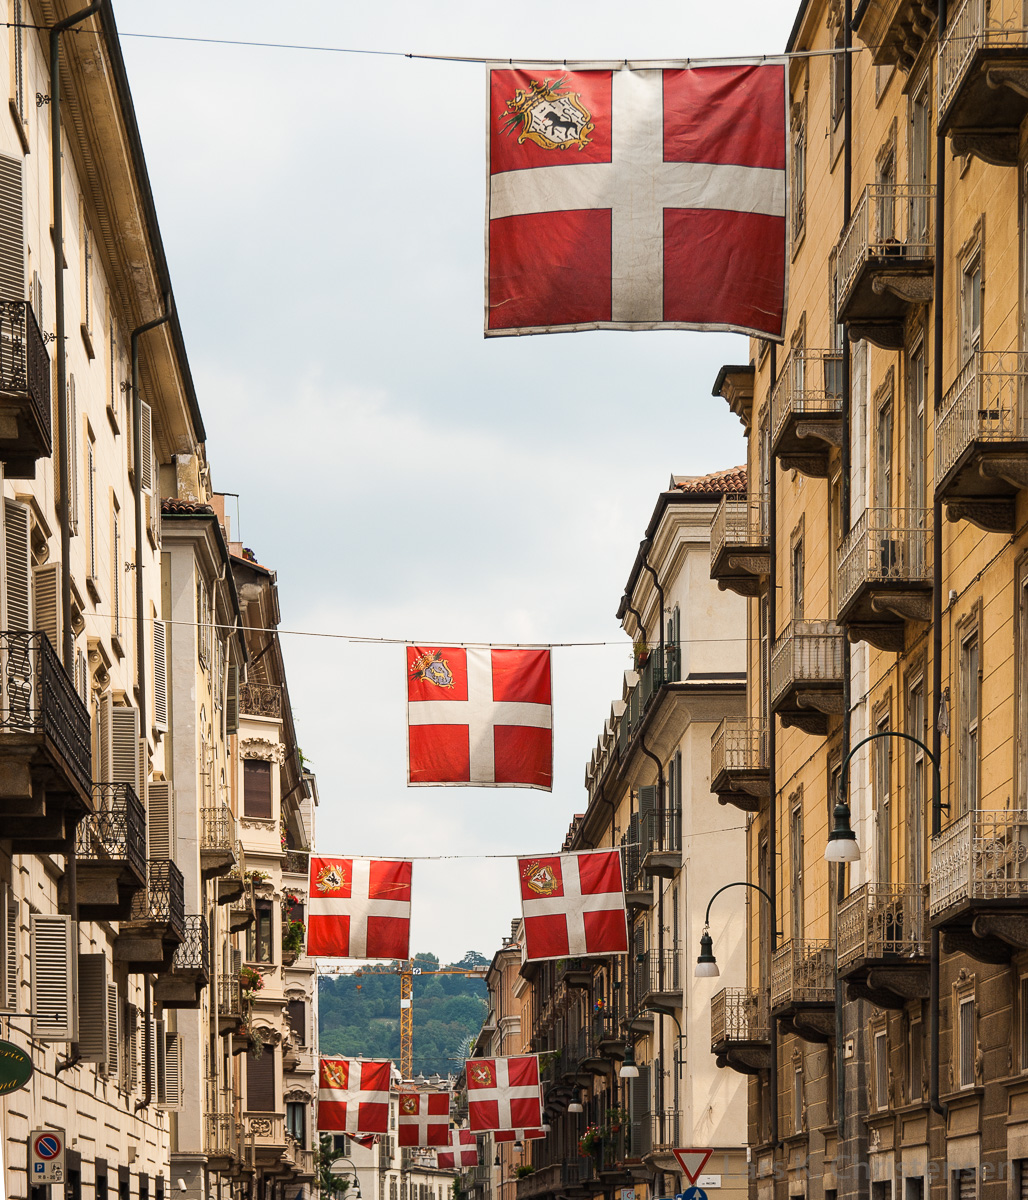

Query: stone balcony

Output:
[770, 939, 836, 1043]
[770, 349, 843, 477]
[710, 718, 768, 812]
[770, 621, 845, 736]
[0, 300, 52, 477]
[837, 883, 930, 1008]
[710, 987, 771, 1075]
[200, 804, 237, 878]
[240, 683, 282, 718]
[935, 350, 1028, 532]
[710, 493, 769, 597]
[204, 1113, 240, 1172]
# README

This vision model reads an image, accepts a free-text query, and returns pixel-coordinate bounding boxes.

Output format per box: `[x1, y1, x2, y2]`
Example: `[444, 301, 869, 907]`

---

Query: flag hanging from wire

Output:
[486, 61, 787, 339]
[307, 857, 412, 959]
[398, 1091, 452, 1147]
[466, 1055, 542, 1131]
[518, 849, 628, 961]
[437, 1130, 479, 1168]
[317, 1058, 392, 1134]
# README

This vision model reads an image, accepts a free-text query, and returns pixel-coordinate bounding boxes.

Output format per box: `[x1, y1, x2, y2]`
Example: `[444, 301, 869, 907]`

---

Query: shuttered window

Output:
[33, 563, 61, 653]
[4, 499, 31, 633]
[67, 375, 79, 533]
[11, 1, 25, 125]
[874, 1029, 888, 1110]
[244, 760, 273, 818]
[157, 1028, 182, 1110]
[140, 402, 153, 493]
[122, 1001, 138, 1092]
[112, 510, 120, 638]
[77, 954, 109, 1066]
[153, 620, 168, 731]
[87, 440, 97, 580]
[288, 1000, 306, 1044]
[955, 1170, 976, 1200]
[98, 696, 140, 792]
[909, 1018, 923, 1101]
[0, 154, 23, 302]
[0, 888, 18, 1012]
[30, 914, 75, 1041]
[226, 663, 239, 733]
[147, 781, 175, 860]
[247, 900, 273, 963]
[106, 983, 119, 1077]
[1017, 1161, 1028, 1200]
[958, 995, 975, 1089]
[246, 1046, 276, 1112]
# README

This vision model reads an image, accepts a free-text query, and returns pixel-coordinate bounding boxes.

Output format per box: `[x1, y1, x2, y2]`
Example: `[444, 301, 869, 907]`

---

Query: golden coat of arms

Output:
[522, 860, 559, 896]
[502, 77, 594, 152]
[315, 863, 348, 895]
[471, 1061, 495, 1088]
[400, 1094, 419, 1115]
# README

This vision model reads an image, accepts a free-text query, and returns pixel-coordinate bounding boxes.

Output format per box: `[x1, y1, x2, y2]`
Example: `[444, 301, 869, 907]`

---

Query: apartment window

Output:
[908, 343, 926, 510]
[246, 1046, 275, 1111]
[10, 0, 25, 126]
[109, 317, 119, 425]
[791, 540, 804, 620]
[791, 804, 804, 945]
[81, 216, 93, 338]
[958, 994, 976, 1089]
[244, 760, 273, 818]
[247, 899, 274, 963]
[876, 63, 895, 102]
[286, 1102, 306, 1147]
[1019, 570, 1028, 805]
[759, 592, 770, 728]
[112, 508, 121, 639]
[907, 679, 926, 885]
[288, 999, 306, 1044]
[196, 577, 211, 667]
[909, 78, 931, 242]
[791, 103, 806, 244]
[877, 150, 896, 242]
[960, 251, 983, 362]
[830, 20, 845, 130]
[87, 438, 97, 581]
[874, 1028, 889, 1110]
[874, 714, 892, 884]
[953, 1169, 976, 1200]
[390, 1181, 398, 1200]
[758, 838, 771, 994]
[793, 1063, 804, 1132]
[908, 1016, 923, 1101]
[959, 631, 980, 816]
[905, 1181, 924, 1200]
[875, 395, 894, 513]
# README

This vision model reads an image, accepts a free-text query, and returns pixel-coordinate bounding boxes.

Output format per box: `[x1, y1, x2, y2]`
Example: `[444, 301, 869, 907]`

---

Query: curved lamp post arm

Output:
[702, 880, 776, 931]
[838, 729, 945, 821]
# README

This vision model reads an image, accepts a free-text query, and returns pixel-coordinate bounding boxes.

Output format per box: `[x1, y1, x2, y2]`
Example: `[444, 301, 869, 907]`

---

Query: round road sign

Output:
[34, 1135, 62, 1161]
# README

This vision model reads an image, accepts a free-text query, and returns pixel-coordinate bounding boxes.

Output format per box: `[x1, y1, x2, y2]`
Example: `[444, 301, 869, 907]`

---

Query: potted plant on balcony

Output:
[282, 919, 305, 965]
[239, 964, 264, 999]
[515, 1166, 535, 1179]
[633, 640, 650, 669]
[604, 1106, 628, 1133]
[578, 1125, 602, 1157]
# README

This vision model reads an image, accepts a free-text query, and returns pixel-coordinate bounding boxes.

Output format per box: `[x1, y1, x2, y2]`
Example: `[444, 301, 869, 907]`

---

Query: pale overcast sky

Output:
[115, 1, 795, 965]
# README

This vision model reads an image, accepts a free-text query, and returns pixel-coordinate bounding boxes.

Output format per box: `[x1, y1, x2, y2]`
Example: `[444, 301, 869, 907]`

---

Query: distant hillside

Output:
[318, 952, 489, 1077]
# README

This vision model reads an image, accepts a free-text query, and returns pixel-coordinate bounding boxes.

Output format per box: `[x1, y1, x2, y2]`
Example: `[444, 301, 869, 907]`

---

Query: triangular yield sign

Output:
[672, 1148, 714, 1186]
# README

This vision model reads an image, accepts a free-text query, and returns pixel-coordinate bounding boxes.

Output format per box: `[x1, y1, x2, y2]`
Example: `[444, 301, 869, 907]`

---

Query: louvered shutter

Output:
[153, 620, 168, 731]
[32, 562, 61, 653]
[111, 705, 139, 791]
[147, 781, 175, 860]
[0, 154, 24, 302]
[156, 1017, 166, 1105]
[30, 914, 76, 1041]
[75, 647, 89, 705]
[4, 499, 31, 633]
[137, 738, 148, 807]
[106, 983, 119, 1077]
[146, 1013, 157, 1099]
[0, 888, 17, 1012]
[246, 1046, 275, 1111]
[77, 954, 109, 1066]
[162, 1031, 182, 1111]
[139, 402, 153, 493]
[638, 784, 657, 853]
[226, 663, 239, 734]
[243, 760, 272, 818]
[124, 1001, 139, 1091]
[288, 999, 305, 1044]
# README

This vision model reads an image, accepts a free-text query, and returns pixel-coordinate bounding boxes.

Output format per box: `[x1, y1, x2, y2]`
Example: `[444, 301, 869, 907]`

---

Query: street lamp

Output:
[567, 1088, 584, 1114]
[694, 881, 776, 977]
[618, 1041, 639, 1080]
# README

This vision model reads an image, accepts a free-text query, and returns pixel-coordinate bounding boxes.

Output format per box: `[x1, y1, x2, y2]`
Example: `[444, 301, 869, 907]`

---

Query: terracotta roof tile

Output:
[669, 465, 746, 496]
[161, 498, 214, 515]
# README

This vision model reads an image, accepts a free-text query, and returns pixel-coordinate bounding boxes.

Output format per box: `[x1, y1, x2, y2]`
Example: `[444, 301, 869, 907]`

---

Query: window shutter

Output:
[147, 780, 175, 860]
[159, 1030, 182, 1111]
[4, 499, 31, 633]
[77, 953, 109, 1066]
[243, 760, 273, 819]
[246, 1046, 276, 1112]
[288, 999, 305, 1043]
[146, 1013, 157, 1099]
[156, 1017, 166, 1105]
[226, 663, 239, 734]
[106, 983, 119, 1077]
[111, 705, 139, 791]
[137, 738, 148, 807]
[75, 648, 89, 705]
[153, 620, 168, 731]
[139, 402, 153, 493]
[30, 914, 76, 1041]
[0, 153, 24, 302]
[124, 1001, 139, 1091]
[0, 888, 18, 1012]
[32, 562, 61, 652]
[638, 785, 657, 819]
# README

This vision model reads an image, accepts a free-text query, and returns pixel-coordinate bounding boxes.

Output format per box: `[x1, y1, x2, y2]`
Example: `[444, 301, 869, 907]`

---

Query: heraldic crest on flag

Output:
[307, 857, 412, 959]
[437, 1129, 479, 1169]
[397, 1090, 452, 1147]
[317, 1058, 392, 1134]
[518, 848, 628, 961]
[406, 646, 552, 790]
[465, 1054, 542, 1132]
[486, 61, 788, 339]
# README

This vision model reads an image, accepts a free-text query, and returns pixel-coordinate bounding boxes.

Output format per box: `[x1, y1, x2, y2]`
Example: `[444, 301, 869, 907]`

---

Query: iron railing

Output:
[635, 948, 681, 1000]
[77, 783, 146, 881]
[201, 804, 234, 853]
[0, 630, 92, 796]
[561, 1159, 596, 1187]
[770, 621, 845, 708]
[939, 0, 1024, 116]
[770, 940, 836, 1010]
[129, 858, 186, 938]
[622, 818, 642, 891]
[284, 851, 310, 875]
[711, 493, 769, 563]
[935, 351, 1028, 483]
[204, 1113, 238, 1158]
[172, 914, 211, 976]
[640, 808, 681, 857]
[837, 883, 929, 968]
[837, 508, 931, 612]
[711, 717, 768, 781]
[930, 809, 1028, 916]
[650, 1109, 680, 1151]
[771, 348, 844, 447]
[0, 299, 51, 447]
[711, 987, 770, 1047]
[218, 973, 242, 1018]
[239, 683, 283, 718]
[837, 184, 935, 302]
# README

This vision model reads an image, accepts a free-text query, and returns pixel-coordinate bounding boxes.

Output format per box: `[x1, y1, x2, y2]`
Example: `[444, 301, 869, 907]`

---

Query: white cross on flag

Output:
[307, 857, 412, 959]
[407, 647, 552, 790]
[317, 1058, 391, 1134]
[518, 849, 628, 961]
[466, 1055, 542, 1132]
[436, 1130, 479, 1169]
[493, 1129, 547, 1142]
[398, 1091, 452, 1147]
[486, 62, 787, 339]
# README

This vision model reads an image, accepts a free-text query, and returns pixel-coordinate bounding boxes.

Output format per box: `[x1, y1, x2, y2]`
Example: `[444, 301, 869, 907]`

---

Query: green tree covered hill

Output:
[318, 952, 489, 1078]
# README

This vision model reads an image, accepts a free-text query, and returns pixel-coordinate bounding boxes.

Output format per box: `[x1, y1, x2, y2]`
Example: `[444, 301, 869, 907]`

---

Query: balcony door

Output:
[907, 680, 926, 886]
[908, 344, 927, 515]
[909, 78, 931, 245]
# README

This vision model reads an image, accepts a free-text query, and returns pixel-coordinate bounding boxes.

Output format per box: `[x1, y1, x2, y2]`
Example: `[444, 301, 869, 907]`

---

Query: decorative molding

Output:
[240, 737, 285, 763]
[284, 1088, 313, 1104]
[872, 272, 934, 304]
[950, 130, 1018, 167]
[944, 498, 1016, 533]
[240, 817, 277, 831]
[847, 321, 906, 350]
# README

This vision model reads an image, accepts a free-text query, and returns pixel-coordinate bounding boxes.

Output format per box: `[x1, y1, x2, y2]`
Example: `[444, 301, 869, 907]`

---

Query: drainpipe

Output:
[134, 976, 152, 1111]
[930, 0, 949, 1124]
[131, 294, 173, 737]
[637, 729, 666, 1105]
[768, 343, 779, 1151]
[623, 597, 647, 651]
[55, 832, 80, 1073]
[639, 543, 666, 671]
[52, 1, 102, 671]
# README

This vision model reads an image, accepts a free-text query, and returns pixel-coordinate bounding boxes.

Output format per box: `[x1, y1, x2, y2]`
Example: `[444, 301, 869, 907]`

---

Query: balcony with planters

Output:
[770, 940, 836, 1042]
[770, 621, 845, 736]
[634, 949, 681, 1016]
[709, 493, 770, 597]
[836, 184, 935, 347]
[1, 630, 93, 855]
[930, 808, 1028, 963]
[710, 987, 771, 1074]
[155, 913, 211, 1008]
[0, 299, 52, 477]
[939, 0, 1028, 165]
[200, 804, 237, 878]
[115, 858, 186, 972]
[645, 1109, 681, 1162]
[837, 883, 930, 1008]
[935, 351, 1028, 532]
[69, 782, 146, 919]
[770, 349, 843, 477]
[836, 509, 932, 650]
[217, 868, 248, 906]
[710, 718, 768, 812]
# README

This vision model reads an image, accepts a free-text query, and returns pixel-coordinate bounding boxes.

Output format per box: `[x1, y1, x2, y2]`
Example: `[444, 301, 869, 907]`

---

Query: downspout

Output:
[637, 729, 666, 1114]
[930, 0, 949, 1123]
[768, 343, 779, 1150]
[639, 545, 666, 670]
[52, 1, 102, 671]
[134, 976, 152, 1110]
[623, 598, 647, 650]
[131, 293, 173, 737]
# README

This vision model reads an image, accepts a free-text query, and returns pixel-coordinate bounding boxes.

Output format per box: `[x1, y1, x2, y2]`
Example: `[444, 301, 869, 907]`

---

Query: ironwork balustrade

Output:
[218, 973, 242, 1018]
[284, 850, 309, 875]
[0, 630, 92, 796]
[204, 1113, 238, 1158]
[0, 299, 51, 445]
[935, 351, 1028, 484]
[129, 858, 186, 937]
[771, 349, 844, 447]
[711, 493, 769, 562]
[561, 1159, 596, 1187]
[770, 940, 836, 1010]
[939, 0, 1024, 117]
[930, 808, 1028, 917]
[634, 948, 680, 1000]
[201, 804, 234, 853]
[172, 914, 211, 976]
[239, 683, 282, 718]
[837, 184, 935, 302]
[838, 509, 931, 612]
[77, 783, 146, 880]
[622, 823, 642, 892]
[650, 1109, 680, 1151]
[770, 621, 845, 708]
[640, 807, 682, 858]
[710, 987, 770, 1047]
[711, 718, 768, 781]
[837, 883, 929, 968]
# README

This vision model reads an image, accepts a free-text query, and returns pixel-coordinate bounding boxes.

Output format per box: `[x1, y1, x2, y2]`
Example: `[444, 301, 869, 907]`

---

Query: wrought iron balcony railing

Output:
[239, 683, 282, 718]
[711, 492, 769, 561]
[837, 883, 929, 969]
[622, 820, 643, 892]
[284, 850, 309, 875]
[172, 914, 211, 977]
[0, 299, 51, 446]
[129, 858, 186, 938]
[204, 1113, 238, 1159]
[561, 1159, 596, 1188]
[837, 184, 935, 303]
[1, 630, 92, 797]
[770, 621, 845, 709]
[837, 508, 931, 613]
[930, 809, 1028, 917]
[939, 0, 1024, 118]
[634, 948, 681, 1001]
[649, 1108, 680, 1151]
[710, 987, 770, 1047]
[771, 348, 844, 447]
[218, 973, 242, 1018]
[711, 718, 768, 783]
[640, 807, 681, 858]
[935, 351, 1028, 486]
[770, 940, 836, 1011]
[77, 783, 146, 880]
[201, 804, 235, 853]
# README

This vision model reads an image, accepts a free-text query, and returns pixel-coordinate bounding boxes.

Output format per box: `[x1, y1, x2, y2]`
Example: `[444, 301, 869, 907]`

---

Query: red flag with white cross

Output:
[437, 1130, 478, 1169]
[317, 1058, 391, 1134]
[493, 1129, 547, 1142]
[406, 647, 552, 789]
[518, 849, 628, 961]
[398, 1091, 452, 1147]
[486, 62, 787, 339]
[466, 1055, 542, 1132]
[307, 857, 412, 959]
